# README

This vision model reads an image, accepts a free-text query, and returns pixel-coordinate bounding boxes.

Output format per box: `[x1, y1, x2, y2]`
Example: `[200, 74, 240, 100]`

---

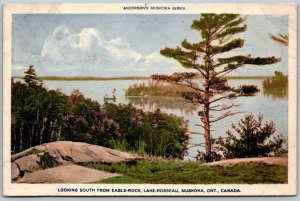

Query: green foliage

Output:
[61, 89, 120, 147]
[87, 159, 287, 184]
[195, 150, 222, 163]
[37, 152, 59, 169]
[104, 103, 189, 158]
[215, 114, 288, 159]
[12, 81, 70, 152]
[12, 71, 188, 158]
[238, 85, 260, 96]
[95, 176, 145, 184]
[23, 65, 42, 88]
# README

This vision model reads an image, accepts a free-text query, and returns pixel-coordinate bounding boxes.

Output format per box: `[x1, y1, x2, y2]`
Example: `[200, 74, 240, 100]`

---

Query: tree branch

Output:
[209, 103, 239, 111]
[211, 111, 244, 123]
[209, 94, 236, 104]
[188, 131, 205, 135]
[194, 67, 207, 79]
[187, 143, 206, 149]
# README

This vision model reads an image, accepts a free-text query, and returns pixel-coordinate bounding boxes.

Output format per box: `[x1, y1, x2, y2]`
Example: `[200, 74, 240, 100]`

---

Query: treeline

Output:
[13, 76, 150, 81]
[11, 66, 189, 158]
[263, 71, 288, 89]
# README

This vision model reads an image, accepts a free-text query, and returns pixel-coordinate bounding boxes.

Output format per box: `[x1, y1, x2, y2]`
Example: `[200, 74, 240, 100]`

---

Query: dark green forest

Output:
[11, 66, 189, 158]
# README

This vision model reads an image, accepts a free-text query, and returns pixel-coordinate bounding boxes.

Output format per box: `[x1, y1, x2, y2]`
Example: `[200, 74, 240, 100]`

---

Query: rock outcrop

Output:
[12, 141, 140, 164]
[202, 157, 288, 167]
[18, 164, 121, 183]
[11, 141, 142, 183]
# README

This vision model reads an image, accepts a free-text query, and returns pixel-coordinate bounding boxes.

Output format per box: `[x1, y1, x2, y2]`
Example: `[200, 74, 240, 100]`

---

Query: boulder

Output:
[18, 164, 120, 183]
[11, 141, 142, 183]
[202, 157, 288, 167]
[11, 162, 20, 180]
[14, 154, 40, 171]
[13, 141, 141, 164]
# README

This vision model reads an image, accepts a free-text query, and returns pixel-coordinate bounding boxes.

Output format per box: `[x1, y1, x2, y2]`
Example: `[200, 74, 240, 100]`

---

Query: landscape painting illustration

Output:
[5, 5, 297, 195]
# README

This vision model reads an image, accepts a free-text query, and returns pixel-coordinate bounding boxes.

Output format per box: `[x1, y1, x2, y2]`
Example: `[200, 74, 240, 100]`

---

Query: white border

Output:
[2, 3, 297, 196]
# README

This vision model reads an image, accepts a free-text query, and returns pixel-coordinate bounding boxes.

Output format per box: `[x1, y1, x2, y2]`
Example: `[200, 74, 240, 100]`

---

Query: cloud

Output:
[11, 25, 180, 76]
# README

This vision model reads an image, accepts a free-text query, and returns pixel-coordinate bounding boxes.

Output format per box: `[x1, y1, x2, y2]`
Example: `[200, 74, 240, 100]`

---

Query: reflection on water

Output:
[126, 96, 197, 115]
[263, 72, 288, 100]
[263, 85, 288, 100]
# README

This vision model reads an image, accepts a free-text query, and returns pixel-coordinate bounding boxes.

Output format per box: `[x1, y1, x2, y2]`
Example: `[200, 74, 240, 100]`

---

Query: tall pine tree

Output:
[152, 14, 281, 161]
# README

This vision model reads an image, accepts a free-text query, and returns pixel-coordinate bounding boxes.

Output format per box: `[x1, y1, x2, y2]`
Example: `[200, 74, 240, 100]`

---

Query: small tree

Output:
[24, 65, 41, 88]
[152, 14, 281, 161]
[215, 114, 287, 159]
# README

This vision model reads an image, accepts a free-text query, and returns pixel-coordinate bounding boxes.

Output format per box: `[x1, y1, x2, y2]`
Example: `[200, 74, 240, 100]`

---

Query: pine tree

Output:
[152, 14, 281, 161]
[24, 65, 41, 88]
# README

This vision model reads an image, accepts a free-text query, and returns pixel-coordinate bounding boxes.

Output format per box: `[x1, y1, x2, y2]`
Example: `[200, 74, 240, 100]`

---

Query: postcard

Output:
[2, 3, 297, 196]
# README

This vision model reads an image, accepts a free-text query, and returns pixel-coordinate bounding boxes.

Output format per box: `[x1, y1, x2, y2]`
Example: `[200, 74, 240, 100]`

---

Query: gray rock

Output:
[18, 164, 121, 183]
[14, 154, 40, 171]
[22, 141, 141, 164]
[11, 162, 20, 180]
[11, 141, 142, 183]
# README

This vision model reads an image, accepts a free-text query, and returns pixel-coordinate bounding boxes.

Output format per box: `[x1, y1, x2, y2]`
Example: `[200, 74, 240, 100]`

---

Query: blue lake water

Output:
[43, 79, 288, 160]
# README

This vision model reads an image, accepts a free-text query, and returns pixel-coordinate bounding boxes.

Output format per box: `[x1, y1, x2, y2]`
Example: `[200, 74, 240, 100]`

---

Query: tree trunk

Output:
[39, 117, 47, 144]
[203, 92, 211, 160]
[204, 33, 212, 161]
[35, 108, 40, 146]
[11, 124, 16, 153]
[19, 125, 23, 151]
[30, 125, 34, 148]
[57, 125, 61, 141]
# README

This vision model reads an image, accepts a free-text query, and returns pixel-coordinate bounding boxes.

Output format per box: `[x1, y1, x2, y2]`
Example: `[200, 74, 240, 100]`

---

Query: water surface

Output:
[44, 79, 288, 160]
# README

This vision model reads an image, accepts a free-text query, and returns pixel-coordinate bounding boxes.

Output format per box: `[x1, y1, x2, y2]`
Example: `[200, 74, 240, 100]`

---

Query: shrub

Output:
[105, 104, 189, 158]
[215, 114, 287, 159]
[37, 152, 59, 169]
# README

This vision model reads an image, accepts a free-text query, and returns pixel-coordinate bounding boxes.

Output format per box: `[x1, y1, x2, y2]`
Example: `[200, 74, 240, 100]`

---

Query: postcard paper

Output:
[2, 3, 297, 196]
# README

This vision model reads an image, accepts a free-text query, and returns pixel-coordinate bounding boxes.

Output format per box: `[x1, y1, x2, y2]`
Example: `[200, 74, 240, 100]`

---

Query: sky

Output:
[12, 14, 288, 77]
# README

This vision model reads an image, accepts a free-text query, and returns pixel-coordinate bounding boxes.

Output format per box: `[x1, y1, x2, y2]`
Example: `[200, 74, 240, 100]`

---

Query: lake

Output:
[43, 79, 288, 160]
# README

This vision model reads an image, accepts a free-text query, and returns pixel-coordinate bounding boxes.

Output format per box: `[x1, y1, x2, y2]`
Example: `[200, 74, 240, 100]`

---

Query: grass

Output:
[87, 158, 287, 184]
[95, 176, 145, 184]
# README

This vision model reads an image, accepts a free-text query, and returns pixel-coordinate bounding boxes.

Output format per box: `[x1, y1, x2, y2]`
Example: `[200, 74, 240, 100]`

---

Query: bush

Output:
[105, 104, 189, 158]
[37, 152, 59, 169]
[215, 114, 287, 159]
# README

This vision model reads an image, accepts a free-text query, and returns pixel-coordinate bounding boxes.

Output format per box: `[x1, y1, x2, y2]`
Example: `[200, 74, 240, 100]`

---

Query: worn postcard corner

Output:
[2, 3, 297, 196]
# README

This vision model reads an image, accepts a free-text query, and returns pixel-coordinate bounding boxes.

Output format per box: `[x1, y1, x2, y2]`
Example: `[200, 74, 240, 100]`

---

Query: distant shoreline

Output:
[12, 75, 272, 81]
[13, 76, 150, 81]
